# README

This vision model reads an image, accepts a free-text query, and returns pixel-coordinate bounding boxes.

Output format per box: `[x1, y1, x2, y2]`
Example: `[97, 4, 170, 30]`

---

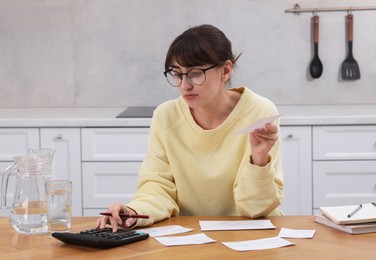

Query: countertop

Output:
[0, 105, 375, 127]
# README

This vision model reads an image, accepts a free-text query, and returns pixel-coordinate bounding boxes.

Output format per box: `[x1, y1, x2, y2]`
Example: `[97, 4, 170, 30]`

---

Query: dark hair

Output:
[164, 24, 241, 71]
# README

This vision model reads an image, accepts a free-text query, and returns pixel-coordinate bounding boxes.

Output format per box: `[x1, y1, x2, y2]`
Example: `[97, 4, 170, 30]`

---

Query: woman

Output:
[97, 24, 283, 231]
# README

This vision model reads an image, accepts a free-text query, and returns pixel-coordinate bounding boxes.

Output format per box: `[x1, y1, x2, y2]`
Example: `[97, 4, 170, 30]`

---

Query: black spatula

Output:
[341, 14, 360, 80]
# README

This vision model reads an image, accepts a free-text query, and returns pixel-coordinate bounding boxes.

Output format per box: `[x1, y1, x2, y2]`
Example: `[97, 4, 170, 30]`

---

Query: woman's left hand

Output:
[249, 123, 278, 166]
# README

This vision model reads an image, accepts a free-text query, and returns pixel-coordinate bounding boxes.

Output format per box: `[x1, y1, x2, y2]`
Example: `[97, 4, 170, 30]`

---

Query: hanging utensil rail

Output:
[286, 4, 376, 14]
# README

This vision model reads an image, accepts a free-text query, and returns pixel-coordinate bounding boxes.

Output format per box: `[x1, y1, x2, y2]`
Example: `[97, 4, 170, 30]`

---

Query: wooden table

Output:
[1, 216, 376, 259]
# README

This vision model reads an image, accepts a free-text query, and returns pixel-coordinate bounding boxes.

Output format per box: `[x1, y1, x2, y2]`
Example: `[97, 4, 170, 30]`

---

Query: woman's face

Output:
[172, 62, 231, 109]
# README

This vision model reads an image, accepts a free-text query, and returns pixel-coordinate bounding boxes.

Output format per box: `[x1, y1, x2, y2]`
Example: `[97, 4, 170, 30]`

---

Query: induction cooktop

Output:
[116, 106, 155, 118]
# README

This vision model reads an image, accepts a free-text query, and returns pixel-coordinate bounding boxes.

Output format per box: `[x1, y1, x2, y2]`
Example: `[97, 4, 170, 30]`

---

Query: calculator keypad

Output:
[81, 228, 138, 240]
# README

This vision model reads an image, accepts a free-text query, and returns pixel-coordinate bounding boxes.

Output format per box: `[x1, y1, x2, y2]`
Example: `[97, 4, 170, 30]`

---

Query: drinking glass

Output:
[45, 180, 72, 232]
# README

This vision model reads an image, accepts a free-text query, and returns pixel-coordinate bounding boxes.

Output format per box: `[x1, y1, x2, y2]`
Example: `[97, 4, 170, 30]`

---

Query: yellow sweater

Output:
[128, 87, 284, 227]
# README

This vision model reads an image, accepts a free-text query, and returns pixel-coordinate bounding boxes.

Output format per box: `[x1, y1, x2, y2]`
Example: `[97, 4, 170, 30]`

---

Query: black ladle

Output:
[309, 15, 323, 79]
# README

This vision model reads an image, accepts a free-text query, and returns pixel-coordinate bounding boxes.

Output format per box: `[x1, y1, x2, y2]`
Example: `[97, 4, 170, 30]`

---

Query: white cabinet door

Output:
[82, 162, 141, 216]
[0, 128, 40, 216]
[280, 126, 312, 215]
[0, 128, 39, 160]
[81, 128, 149, 216]
[313, 125, 376, 210]
[313, 126, 376, 160]
[40, 128, 82, 216]
[313, 161, 376, 208]
[81, 128, 149, 161]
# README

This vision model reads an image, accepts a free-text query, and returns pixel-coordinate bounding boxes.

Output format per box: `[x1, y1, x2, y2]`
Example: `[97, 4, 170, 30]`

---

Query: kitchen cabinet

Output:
[82, 162, 141, 216]
[40, 128, 82, 216]
[0, 128, 82, 216]
[0, 128, 39, 161]
[313, 126, 376, 160]
[81, 128, 149, 161]
[82, 126, 315, 216]
[81, 128, 149, 216]
[313, 126, 376, 212]
[1, 107, 376, 218]
[0, 128, 40, 216]
[280, 126, 312, 215]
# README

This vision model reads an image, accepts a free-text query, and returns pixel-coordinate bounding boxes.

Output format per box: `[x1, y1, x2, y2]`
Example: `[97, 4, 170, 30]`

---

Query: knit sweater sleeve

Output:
[126, 103, 179, 227]
[233, 124, 284, 218]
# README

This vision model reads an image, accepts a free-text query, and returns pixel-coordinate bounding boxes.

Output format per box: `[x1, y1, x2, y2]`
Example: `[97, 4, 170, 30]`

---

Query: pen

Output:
[347, 204, 362, 218]
[100, 212, 149, 219]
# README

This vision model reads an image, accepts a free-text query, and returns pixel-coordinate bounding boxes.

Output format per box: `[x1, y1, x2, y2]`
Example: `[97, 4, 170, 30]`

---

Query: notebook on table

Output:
[314, 213, 376, 234]
[320, 203, 376, 225]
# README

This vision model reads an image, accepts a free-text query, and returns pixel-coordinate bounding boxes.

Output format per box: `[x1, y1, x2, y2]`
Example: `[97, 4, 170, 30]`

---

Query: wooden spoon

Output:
[309, 15, 323, 79]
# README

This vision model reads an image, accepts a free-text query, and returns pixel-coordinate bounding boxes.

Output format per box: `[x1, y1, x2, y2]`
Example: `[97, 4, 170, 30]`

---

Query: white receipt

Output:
[137, 225, 193, 237]
[199, 220, 276, 231]
[155, 233, 216, 246]
[238, 114, 281, 134]
[278, 227, 316, 239]
[222, 236, 294, 251]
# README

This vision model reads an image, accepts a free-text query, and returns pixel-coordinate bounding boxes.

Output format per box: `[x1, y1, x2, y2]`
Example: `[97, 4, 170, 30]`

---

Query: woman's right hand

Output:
[96, 202, 137, 232]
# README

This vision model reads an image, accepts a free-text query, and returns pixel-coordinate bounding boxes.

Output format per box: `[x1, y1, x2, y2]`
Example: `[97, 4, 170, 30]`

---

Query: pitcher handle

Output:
[1, 164, 17, 209]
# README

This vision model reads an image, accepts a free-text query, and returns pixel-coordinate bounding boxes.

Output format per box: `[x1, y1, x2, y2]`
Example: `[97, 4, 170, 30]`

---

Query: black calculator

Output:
[52, 227, 149, 249]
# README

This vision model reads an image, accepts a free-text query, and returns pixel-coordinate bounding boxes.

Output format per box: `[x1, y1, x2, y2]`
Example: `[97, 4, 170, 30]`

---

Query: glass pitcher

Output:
[1, 148, 55, 235]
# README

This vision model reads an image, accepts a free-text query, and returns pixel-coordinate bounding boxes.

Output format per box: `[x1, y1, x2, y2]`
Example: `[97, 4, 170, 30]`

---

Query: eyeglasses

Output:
[163, 64, 217, 87]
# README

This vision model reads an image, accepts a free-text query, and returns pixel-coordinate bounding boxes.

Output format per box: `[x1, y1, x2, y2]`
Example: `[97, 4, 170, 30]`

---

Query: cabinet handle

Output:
[56, 134, 63, 140]
[286, 133, 294, 138]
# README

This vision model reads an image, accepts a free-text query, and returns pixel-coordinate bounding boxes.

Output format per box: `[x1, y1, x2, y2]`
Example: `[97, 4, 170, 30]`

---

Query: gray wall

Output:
[1, 0, 375, 108]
